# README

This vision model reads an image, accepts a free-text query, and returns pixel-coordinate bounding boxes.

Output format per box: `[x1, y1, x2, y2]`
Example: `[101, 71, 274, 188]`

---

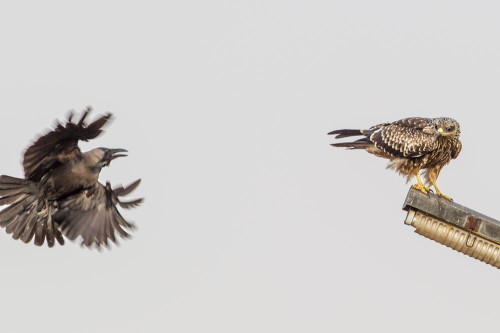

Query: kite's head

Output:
[433, 117, 460, 139]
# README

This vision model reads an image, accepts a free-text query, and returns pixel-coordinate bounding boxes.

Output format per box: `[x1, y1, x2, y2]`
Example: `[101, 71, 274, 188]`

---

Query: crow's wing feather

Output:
[23, 108, 111, 181]
[54, 180, 142, 248]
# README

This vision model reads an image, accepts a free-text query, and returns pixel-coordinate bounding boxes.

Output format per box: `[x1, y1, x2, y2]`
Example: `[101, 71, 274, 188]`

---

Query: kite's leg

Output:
[431, 181, 452, 201]
[412, 171, 430, 195]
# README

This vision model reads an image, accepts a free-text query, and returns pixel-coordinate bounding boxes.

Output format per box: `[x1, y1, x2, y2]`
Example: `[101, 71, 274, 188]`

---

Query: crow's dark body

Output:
[39, 158, 99, 200]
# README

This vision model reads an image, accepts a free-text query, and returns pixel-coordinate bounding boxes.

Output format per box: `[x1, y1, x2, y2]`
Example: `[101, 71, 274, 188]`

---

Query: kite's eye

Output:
[446, 125, 455, 132]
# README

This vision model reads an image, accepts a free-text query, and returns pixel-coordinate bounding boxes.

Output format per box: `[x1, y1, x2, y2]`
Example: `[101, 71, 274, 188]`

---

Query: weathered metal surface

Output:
[403, 187, 500, 245]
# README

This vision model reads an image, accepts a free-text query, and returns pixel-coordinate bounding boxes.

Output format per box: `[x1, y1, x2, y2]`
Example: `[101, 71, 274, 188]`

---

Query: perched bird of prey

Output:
[0, 108, 143, 248]
[329, 117, 461, 200]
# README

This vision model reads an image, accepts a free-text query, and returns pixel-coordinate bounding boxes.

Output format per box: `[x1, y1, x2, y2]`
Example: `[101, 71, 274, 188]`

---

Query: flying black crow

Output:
[0, 108, 143, 248]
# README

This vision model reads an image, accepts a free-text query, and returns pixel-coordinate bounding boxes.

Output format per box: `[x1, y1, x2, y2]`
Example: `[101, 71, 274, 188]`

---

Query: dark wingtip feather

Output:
[0, 175, 26, 185]
[34, 220, 46, 247]
[115, 179, 141, 197]
[55, 229, 65, 246]
[84, 113, 112, 139]
[328, 129, 364, 139]
[330, 142, 354, 147]
[77, 109, 90, 126]
[330, 141, 371, 149]
[119, 198, 144, 209]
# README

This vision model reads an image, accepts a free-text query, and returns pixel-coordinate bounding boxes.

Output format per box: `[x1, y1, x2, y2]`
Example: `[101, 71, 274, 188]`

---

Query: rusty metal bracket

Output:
[464, 216, 482, 247]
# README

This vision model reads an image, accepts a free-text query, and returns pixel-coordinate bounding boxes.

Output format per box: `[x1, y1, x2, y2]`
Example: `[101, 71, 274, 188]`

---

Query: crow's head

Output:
[86, 148, 128, 170]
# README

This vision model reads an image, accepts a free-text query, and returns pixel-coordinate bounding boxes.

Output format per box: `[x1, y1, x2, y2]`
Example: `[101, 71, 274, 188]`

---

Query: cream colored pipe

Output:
[405, 209, 500, 269]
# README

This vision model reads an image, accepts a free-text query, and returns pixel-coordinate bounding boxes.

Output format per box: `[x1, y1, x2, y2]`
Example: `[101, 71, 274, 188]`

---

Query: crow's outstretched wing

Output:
[54, 179, 142, 248]
[23, 108, 111, 181]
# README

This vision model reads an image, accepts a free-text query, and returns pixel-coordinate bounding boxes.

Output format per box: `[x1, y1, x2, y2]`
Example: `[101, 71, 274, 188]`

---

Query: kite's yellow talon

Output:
[412, 183, 430, 195]
[432, 182, 453, 201]
[437, 193, 453, 201]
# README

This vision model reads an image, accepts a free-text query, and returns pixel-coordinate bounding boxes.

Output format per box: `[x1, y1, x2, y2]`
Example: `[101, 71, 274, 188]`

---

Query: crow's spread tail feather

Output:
[0, 175, 64, 247]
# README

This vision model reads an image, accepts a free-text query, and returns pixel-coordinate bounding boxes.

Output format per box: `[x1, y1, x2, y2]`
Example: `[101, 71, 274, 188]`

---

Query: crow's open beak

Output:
[109, 148, 128, 160]
[102, 148, 128, 166]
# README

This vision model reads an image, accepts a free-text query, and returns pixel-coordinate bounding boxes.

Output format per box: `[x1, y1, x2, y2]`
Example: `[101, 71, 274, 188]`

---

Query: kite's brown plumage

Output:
[329, 117, 461, 200]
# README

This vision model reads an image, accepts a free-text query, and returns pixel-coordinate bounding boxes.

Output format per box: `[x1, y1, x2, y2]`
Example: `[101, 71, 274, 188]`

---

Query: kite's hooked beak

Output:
[437, 128, 444, 137]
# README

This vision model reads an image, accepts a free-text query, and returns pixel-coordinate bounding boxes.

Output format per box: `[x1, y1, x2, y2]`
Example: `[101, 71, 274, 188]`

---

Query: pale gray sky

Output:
[1, 1, 499, 332]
